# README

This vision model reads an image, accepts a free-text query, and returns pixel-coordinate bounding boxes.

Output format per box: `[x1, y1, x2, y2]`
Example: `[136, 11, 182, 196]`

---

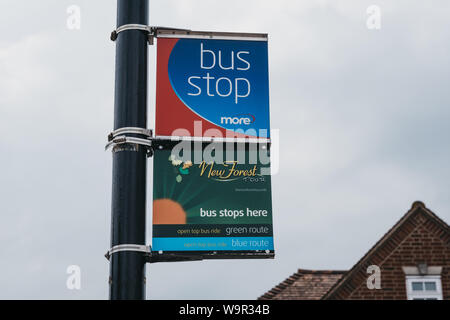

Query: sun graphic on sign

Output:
[153, 199, 187, 225]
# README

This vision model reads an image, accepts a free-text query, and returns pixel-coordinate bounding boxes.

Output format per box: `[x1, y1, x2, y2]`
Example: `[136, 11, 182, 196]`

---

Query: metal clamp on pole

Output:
[105, 244, 151, 260]
[111, 24, 153, 43]
[105, 127, 153, 157]
[111, 25, 192, 45]
[108, 127, 153, 140]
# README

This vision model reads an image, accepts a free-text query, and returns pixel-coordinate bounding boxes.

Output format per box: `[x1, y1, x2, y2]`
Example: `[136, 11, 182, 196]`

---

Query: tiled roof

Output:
[258, 269, 346, 300]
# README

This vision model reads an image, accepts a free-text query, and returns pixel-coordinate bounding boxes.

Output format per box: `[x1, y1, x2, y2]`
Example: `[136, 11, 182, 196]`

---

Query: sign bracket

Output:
[105, 127, 271, 157]
[110, 26, 267, 45]
[110, 25, 192, 45]
[105, 245, 274, 263]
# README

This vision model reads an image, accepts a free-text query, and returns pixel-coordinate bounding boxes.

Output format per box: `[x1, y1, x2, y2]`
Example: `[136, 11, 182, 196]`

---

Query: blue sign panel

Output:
[156, 35, 270, 139]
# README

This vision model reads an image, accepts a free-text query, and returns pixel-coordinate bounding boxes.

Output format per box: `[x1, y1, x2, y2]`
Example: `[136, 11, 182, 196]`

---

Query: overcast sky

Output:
[0, 0, 449, 299]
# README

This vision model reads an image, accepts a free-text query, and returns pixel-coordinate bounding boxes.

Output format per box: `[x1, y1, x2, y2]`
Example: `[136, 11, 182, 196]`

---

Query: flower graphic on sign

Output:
[169, 155, 192, 183]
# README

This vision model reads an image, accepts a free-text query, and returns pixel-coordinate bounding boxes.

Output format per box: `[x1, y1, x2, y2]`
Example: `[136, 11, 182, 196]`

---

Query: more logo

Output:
[220, 114, 255, 126]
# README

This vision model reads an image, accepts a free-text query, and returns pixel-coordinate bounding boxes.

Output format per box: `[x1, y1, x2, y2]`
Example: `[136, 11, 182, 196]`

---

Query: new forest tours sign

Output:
[152, 148, 274, 258]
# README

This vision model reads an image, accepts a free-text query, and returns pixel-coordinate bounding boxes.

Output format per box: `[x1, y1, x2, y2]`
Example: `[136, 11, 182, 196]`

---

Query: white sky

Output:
[0, 0, 449, 299]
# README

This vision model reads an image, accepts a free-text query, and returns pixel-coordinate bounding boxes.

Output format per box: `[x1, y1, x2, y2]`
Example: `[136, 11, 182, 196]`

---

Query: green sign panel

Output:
[152, 145, 274, 259]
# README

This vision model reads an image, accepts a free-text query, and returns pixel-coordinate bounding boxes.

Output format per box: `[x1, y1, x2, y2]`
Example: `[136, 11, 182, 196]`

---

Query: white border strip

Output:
[157, 34, 267, 42]
[154, 135, 271, 144]
[156, 30, 268, 42]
